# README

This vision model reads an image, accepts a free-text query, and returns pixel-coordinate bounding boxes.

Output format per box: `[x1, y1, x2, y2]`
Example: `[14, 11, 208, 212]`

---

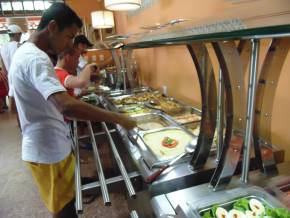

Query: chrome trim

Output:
[241, 39, 260, 183]
[216, 68, 224, 162]
[73, 120, 83, 214]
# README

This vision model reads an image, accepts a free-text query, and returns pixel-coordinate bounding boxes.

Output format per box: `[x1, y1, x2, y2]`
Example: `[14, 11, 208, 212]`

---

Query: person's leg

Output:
[26, 153, 76, 218]
[9, 97, 21, 128]
[2, 96, 8, 109]
[52, 198, 78, 218]
[0, 98, 4, 113]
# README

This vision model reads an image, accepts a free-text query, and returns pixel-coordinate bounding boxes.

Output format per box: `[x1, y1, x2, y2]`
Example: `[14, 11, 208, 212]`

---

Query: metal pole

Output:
[241, 39, 259, 183]
[73, 120, 83, 214]
[216, 68, 224, 162]
[99, 29, 103, 41]
[111, 49, 122, 90]
[87, 121, 111, 206]
[101, 122, 136, 198]
[120, 48, 127, 91]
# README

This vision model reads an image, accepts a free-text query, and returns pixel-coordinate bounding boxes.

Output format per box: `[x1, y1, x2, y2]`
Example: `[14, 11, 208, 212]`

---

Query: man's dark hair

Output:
[37, 3, 83, 31]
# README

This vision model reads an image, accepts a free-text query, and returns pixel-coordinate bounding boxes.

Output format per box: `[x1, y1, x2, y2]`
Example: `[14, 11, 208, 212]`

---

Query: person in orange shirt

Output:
[55, 46, 95, 96]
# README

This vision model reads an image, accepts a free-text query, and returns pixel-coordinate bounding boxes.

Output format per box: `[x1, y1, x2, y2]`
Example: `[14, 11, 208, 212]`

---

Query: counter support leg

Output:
[241, 39, 259, 183]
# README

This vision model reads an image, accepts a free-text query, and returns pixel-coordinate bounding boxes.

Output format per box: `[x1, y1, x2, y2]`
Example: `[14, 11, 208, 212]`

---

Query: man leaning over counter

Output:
[9, 3, 136, 218]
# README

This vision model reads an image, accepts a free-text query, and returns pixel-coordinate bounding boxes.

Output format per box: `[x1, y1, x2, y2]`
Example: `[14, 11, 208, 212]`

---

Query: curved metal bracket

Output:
[187, 43, 217, 170]
[209, 41, 247, 190]
[254, 38, 290, 175]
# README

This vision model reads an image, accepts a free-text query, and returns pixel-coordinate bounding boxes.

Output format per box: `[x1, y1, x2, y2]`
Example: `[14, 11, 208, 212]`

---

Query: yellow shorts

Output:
[26, 153, 75, 213]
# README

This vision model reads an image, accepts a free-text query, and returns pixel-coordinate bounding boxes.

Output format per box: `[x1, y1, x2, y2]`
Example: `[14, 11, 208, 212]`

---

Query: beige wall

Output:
[114, 0, 290, 160]
[66, 0, 290, 160]
[66, 0, 103, 25]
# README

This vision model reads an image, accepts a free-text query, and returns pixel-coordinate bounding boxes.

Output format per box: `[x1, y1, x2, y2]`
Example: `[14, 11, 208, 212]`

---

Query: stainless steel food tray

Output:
[179, 186, 287, 218]
[107, 87, 151, 97]
[131, 125, 197, 169]
[132, 112, 175, 131]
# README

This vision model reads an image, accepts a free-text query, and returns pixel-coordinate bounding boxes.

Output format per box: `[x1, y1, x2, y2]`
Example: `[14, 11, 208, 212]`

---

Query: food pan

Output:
[134, 127, 196, 168]
[188, 186, 288, 218]
[132, 112, 176, 131]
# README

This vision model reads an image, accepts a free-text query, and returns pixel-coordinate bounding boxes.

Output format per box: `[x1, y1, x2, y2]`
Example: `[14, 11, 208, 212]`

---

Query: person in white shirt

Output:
[10, 3, 136, 218]
[0, 24, 22, 112]
[74, 34, 92, 72]
[73, 35, 92, 96]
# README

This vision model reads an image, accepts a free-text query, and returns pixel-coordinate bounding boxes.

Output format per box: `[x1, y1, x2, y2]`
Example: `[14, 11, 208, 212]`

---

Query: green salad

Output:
[201, 198, 290, 218]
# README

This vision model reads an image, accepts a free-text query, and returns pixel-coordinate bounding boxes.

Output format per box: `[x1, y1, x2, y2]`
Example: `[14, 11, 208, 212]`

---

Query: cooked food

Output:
[216, 207, 228, 218]
[143, 129, 192, 159]
[113, 92, 162, 105]
[162, 137, 178, 148]
[119, 105, 150, 116]
[186, 125, 200, 136]
[159, 99, 183, 114]
[173, 113, 201, 124]
[112, 92, 183, 114]
[249, 199, 265, 215]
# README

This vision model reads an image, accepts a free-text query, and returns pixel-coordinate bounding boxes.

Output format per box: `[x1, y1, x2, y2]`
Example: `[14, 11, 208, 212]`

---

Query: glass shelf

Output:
[123, 24, 290, 50]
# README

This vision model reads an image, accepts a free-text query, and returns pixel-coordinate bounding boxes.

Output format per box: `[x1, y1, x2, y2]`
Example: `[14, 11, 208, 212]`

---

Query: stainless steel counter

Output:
[151, 161, 290, 217]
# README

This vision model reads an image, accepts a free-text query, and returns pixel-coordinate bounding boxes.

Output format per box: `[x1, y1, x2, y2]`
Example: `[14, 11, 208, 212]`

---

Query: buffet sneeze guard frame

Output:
[121, 25, 290, 192]
[186, 43, 217, 170]
[254, 37, 290, 175]
[209, 41, 247, 190]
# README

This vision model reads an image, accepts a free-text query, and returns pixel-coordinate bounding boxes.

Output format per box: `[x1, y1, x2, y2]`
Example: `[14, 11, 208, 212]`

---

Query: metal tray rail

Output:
[73, 120, 83, 214]
[101, 122, 137, 198]
[87, 121, 111, 206]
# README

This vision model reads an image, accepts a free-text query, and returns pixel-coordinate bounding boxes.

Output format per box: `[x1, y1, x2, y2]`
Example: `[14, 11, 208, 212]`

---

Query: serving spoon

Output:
[145, 142, 196, 183]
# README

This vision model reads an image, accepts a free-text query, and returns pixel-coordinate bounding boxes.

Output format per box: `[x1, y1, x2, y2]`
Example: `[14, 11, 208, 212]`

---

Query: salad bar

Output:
[73, 22, 290, 217]
[151, 162, 290, 218]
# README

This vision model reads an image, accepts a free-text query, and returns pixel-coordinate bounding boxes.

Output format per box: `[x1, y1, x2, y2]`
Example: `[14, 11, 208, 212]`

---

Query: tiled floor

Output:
[0, 112, 130, 218]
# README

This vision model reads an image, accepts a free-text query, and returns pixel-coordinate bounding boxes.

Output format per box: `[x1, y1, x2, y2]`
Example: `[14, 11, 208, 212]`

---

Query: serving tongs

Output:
[145, 144, 195, 183]
[129, 126, 146, 141]
[144, 100, 164, 112]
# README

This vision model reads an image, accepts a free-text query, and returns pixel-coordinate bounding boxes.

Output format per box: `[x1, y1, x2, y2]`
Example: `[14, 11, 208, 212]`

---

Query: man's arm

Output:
[49, 91, 136, 130]
[65, 63, 96, 89]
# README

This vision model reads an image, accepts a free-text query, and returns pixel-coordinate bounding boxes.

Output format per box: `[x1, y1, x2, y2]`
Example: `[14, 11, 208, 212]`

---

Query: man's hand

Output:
[84, 63, 97, 74]
[49, 92, 137, 129]
[116, 114, 137, 130]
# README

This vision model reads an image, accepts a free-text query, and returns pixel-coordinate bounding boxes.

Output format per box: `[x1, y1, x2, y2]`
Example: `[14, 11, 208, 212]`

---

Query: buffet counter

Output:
[151, 161, 290, 218]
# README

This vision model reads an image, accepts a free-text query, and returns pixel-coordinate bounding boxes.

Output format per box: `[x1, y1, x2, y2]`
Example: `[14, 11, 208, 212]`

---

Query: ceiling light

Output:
[105, 0, 141, 11]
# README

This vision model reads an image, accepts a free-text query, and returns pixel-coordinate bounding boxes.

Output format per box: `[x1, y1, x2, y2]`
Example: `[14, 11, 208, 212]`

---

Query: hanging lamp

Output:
[104, 0, 141, 11]
[91, 10, 115, 29]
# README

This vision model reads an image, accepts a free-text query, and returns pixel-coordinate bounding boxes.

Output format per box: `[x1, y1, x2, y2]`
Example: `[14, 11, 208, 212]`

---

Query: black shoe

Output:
[79, 142, 93, 150]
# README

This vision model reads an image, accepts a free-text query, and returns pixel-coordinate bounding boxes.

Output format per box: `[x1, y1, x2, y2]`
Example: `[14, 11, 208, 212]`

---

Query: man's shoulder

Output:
[14, 43, 49, 64]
